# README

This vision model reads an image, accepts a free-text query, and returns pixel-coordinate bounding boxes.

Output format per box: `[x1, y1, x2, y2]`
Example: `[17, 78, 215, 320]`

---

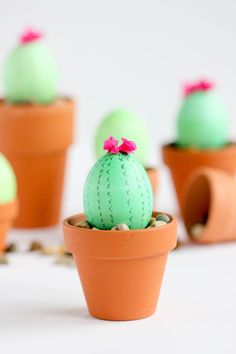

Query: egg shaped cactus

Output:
[84, 137, 153, 230]
[95, 109, 149, 165]
[5, 29, 58, 104]
[0, 153, 17, 204]
[177, 80, 229, 149]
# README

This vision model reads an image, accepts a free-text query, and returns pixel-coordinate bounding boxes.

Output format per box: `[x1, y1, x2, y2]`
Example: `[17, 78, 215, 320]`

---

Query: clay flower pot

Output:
[182, 167, 236, 243]
[0, 200, 18, 251]
[145, 167, 158, 196]
[0, 98, 74, 227]
[63, 212, 177, 321]
[162, 143, 236, 212]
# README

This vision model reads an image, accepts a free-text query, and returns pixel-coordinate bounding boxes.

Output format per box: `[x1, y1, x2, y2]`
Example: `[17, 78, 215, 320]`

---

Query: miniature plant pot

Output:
[0, 200, 18, 251]
[162, 143, 236, 212]
[145, 167, 158, 197]
[63, 212, 177, 321]
[182, 167, 236, 243]
[0, 98, 74, 227]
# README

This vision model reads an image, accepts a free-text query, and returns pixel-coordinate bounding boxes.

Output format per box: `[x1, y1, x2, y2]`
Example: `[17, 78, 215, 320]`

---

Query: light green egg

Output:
[5, 41, 58, 104]
[0, 153, 17, 204]
[95, 109, 150, 165]
[177, 91, 229, 149]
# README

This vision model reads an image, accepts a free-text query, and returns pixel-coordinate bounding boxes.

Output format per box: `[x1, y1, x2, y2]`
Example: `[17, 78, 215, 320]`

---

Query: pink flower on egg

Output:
[183, 79, 214, 96]
[103, 136, 119, 154]
[119, 138, 137, 154]
[20, 29, 43, 44]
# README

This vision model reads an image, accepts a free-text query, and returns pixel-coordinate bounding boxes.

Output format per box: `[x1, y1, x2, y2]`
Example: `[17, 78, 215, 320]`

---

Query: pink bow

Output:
[103, 137, 137, 154]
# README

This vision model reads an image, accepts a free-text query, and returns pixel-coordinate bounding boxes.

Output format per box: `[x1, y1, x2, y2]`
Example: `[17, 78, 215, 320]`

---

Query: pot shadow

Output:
[41, 306, 91, 320]
[0, 303, 100, 331]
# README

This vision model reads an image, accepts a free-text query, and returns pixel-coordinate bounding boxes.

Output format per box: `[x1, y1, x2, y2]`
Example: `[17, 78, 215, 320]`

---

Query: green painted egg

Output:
[95, 109, 150, 165]
[0, 153, 17, 204]
[177, 91, 229, 149]
[83, 152, 153, 230]
[5, 36, 58, 104]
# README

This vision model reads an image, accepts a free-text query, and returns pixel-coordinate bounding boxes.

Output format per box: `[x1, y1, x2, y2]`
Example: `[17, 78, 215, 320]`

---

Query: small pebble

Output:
[74, 220, 91, 229]
[5, 243, 17, 253]
[92, 227, 99, 230]
[156, 213, 171, 223]
[0, 253, 8, 265]
[55, 254, 74, 267]
[148, 217, 156, 226]
[41, 247, 62, 256]
[149, 220, 167, 228]
[112, 224, 130, 231]
[190, 223, 204, 239]
[29, 241, 43, 252]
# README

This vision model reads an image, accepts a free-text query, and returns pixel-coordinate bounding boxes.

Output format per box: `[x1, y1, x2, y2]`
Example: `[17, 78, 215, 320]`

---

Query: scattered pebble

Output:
[156, 213, 171, 223]
[74, 220, 91, 229]
[41, 246, 63, 256]
[5, 243, 17, 253]
[149, 220, 167, 228]
[190, 223, 204, 239]
[29, 241, 43, 252]
[0, 253, 8, 265]
[54, 253, 74, 267]
[92, 227, 99, 230]
[112, 224, 130, 231]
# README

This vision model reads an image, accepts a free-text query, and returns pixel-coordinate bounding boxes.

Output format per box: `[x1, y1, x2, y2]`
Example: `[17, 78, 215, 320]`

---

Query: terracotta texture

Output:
[0, 200, 18, 251]
[63, 212, 177, 321]
[0, 99, 74, 227]
[162, 143, 236, 212]
[145, 167, 158, 196]
[182, 168, 236, 243]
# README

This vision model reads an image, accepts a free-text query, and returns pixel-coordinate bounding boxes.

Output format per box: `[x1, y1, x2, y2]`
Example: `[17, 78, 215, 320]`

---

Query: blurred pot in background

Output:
[162, 79, 236, 213]
[182, 168, 236, 243]
[0, 29, 75, 228]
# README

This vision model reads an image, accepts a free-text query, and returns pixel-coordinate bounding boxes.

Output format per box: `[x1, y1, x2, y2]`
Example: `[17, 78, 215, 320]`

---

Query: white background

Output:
[1, 1, 236, 353]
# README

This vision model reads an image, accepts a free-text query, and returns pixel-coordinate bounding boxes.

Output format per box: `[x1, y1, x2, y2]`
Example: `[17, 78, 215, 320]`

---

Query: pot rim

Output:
[163, 141, 236, 156]
[0, 199, 18, 222]
[63, 212, 177, 259]
[0, 96, 73, 109]
[64, 211, 173, 232]
[182, 168, 214, 241]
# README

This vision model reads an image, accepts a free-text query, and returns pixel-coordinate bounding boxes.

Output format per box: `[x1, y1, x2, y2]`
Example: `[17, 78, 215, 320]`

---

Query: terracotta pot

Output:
[0, 98, 75, 227]
[63, 212, 177, 321]
[162, 143, 236, 212]
[145, 167, 158, 196]
[182, 167, 236, 243]
[0, 200, 18, 251]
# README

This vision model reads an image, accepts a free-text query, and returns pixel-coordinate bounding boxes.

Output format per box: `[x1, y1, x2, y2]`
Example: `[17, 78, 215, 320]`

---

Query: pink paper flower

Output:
[183, 80, 214, 96]
[103, 136, 119, 154]
[119, 138, 137, 154]
[20, 29, 43, 44]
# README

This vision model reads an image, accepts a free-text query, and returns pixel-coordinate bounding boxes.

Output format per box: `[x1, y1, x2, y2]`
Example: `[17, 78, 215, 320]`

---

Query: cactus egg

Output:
[83, 152, 153, 230]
